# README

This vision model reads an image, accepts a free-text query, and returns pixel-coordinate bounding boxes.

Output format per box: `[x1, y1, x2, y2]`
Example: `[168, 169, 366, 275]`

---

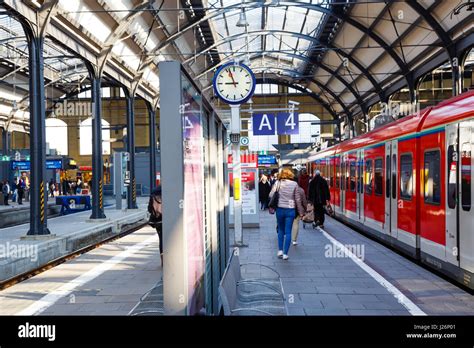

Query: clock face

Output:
[213, 63, 255, 104]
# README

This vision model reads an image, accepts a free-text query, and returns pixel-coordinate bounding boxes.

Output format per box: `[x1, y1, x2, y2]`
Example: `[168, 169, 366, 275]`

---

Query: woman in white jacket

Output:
[269, 168, 306, 260]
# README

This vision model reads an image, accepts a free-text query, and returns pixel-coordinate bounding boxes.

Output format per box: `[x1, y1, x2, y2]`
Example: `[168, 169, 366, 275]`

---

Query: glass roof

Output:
[205, 0, 327, 74]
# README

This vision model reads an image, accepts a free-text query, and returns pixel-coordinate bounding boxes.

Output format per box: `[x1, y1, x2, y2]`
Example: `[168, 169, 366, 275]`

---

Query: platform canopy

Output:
[0, 0, 472, 130]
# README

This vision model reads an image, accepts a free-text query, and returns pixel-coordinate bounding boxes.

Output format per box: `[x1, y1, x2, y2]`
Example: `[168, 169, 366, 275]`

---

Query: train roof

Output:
[308, 90, 474, 161]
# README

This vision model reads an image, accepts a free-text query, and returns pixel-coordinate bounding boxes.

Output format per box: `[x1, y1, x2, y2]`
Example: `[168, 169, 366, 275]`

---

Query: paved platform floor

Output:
[232, 211, 474, 316]
[0, 225, 161, 315]
[0, 197, 56, 211]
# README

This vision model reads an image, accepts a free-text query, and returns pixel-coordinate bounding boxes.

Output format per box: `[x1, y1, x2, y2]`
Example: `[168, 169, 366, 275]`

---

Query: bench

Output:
[128, 280, 163, 316]
[219, 247, 288, 316]
[56, 195, 92, 215]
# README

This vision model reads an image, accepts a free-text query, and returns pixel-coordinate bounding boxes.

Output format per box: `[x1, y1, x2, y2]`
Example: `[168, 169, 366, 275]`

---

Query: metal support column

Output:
[1, 128, 9, 179]
[26, 35, 49, 235]
[230, 104, 243, 246]
[451, 50, 463, 96]
[147, 103, 157, 192]
[90, 76, 106, 219]
[125, 93, 137, 209]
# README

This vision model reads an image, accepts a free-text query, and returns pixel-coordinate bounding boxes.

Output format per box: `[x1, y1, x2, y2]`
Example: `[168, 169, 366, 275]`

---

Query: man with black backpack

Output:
[148, 186, 163, 266]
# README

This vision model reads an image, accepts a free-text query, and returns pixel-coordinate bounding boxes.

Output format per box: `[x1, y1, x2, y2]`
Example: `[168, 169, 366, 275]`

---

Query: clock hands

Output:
[227, 69, 237, 87]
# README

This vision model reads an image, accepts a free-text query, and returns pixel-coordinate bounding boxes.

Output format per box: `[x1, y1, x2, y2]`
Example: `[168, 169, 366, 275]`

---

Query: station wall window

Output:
[424, 150, 441, 204]
[79, 118, 111, 155]
[374, 158, 383, 196]
[447, 145, 457, 209]
[461, 141, 471, 211]
[400, 153, 413, 200]
[350, 161, 356, 192]
[365, 159, 373, 195]
[45, 118, 68, 155]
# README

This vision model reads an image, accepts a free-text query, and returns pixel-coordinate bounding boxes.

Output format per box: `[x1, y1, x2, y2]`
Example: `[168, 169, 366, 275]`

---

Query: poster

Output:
[241, 171, 256, 214]
[181, 74, 205, 316]
[228, 170, 257, 215]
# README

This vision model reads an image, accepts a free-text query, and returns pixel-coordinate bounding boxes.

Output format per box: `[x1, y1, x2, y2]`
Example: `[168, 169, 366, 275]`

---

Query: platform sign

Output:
[277, 112, 299, 135]
[258, 155, 277, 165]
[11, 161, 30, 170]
[252, 113, 276, 135]
[46, 159, 62, 170]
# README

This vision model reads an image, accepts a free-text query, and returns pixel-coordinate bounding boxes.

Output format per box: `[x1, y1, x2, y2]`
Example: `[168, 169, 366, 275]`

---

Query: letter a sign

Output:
[252, 113, 276, 135]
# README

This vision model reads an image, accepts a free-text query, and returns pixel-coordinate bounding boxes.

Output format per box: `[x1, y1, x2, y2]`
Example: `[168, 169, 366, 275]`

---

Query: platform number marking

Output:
[285, 113, 296, 130]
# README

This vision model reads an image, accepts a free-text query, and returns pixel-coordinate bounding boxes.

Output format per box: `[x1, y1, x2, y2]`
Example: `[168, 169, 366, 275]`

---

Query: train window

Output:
[461, 142, 471, 211]
[424, 150, 441, 205]
[400, 154, 413, 200]
[365, 159, 373, 195]
[392, 154, 397, 199]
[335, 160, 340, 189]
[447, 145, 457, 209]
[374, 158, 383, 196]
[386, 155, 390, 198]
[357, 161, 361, 193]
[350, 161, 356, 192]
[330, 161, 334, 188]
[341, 160, 345, 191]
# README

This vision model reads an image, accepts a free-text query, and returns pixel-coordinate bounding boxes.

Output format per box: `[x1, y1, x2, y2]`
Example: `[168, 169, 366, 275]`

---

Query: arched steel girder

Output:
[406, 1, 453, 56]
[144, 1, 411, 87]
[198, 51, 365, 114]
[252, 67, 352, 119]
[254, 77, 338, 120]
[183, 29, 386, 101]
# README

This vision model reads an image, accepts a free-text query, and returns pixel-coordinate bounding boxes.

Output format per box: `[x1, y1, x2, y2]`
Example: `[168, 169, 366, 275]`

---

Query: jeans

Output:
[276, 207, 296, 254]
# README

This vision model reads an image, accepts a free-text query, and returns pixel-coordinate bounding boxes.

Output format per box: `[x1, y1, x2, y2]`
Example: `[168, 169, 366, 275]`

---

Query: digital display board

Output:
[258, 155, 277, 165]
[11, 159, 63, 170]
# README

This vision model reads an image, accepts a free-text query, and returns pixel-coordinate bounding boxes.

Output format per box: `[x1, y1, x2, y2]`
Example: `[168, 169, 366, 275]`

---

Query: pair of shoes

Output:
[282, 254, 289, 260]
[319, 225, 324, 229]
[277, 250, 283, 258]
[292, 241, 298, 246]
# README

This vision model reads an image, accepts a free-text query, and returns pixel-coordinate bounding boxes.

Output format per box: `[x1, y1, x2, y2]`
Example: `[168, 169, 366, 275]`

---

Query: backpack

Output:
[148, 194, 162, 226]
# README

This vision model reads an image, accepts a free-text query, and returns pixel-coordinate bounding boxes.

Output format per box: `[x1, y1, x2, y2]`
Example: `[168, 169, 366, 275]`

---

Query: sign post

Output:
[230, 104, 244, 246]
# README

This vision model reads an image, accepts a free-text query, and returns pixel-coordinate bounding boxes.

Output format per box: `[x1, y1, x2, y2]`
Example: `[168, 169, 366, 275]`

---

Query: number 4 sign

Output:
[277, 112, 299, 135]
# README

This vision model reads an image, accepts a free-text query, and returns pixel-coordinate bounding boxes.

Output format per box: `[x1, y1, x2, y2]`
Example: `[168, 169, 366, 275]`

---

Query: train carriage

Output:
[308, 90, 474, 289]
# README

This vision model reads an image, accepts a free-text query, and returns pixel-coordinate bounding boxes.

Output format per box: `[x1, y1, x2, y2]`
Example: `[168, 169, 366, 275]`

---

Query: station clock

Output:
[212, 62, 256, 105]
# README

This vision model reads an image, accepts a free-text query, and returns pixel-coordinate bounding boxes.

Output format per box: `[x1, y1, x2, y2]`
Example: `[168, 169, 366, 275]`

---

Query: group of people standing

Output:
[1, 177, 27, 206]
[261, 167, 330, 261]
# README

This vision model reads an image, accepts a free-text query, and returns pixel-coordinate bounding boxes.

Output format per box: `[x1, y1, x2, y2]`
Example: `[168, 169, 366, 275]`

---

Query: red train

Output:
[309, 90, 474, 290]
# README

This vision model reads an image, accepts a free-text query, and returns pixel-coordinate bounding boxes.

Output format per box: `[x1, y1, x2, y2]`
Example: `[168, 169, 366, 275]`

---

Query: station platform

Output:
[0, 225, 160, 315]
[0, 197, 149, 283]
[232, 212, 474, 316]
[1, 210, 473, 316]
[0, 198, 60, 228]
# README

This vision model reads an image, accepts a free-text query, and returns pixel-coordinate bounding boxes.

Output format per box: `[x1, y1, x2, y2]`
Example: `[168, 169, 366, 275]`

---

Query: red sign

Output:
[227, 153, 258, 168]
[79, 166, 92, 171]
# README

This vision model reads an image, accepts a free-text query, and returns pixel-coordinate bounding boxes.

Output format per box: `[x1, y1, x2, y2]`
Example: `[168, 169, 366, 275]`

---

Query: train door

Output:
[340, 156, 345, 213]
[445, 123, 459, 266]
[357, 149, 364, 222]
[390, 140, 398, 239]
[459, 120, 474, 272]
[384, 141, 398, 238]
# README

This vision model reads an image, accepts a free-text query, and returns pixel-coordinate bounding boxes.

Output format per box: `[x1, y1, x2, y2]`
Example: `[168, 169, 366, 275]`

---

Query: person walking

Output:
[269, 168, 305, 260]
[148, 186, 163, 266]
[258, 175, 271, 210]
[2, 180, 10, 206]
[17, 178, 25, 205]
[49, 179, 55, 198]
[291, 183, 308, 245]
[308, 170, 331, 229]
[298, 169, 310, 198]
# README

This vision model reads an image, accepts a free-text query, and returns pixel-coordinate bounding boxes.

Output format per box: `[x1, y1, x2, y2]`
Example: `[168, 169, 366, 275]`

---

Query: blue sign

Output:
[252, 113, 276, 135]
[277, 112, 299, 135]
[11, 159, 63, 170]
[11, 161, 30, 170]
[258, 155, 277, 165]
[46, 159, 63, 169]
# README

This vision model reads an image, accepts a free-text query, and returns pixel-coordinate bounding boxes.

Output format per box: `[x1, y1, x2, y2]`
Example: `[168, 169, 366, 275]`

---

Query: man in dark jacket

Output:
[298, 169, 310, 198]
[148, 186, 163, 266]
[308, 170, 330, 228]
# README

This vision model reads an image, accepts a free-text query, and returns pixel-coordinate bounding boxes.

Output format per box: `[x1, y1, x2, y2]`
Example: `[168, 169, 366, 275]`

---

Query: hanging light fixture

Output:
[236, 6, 249, 27]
